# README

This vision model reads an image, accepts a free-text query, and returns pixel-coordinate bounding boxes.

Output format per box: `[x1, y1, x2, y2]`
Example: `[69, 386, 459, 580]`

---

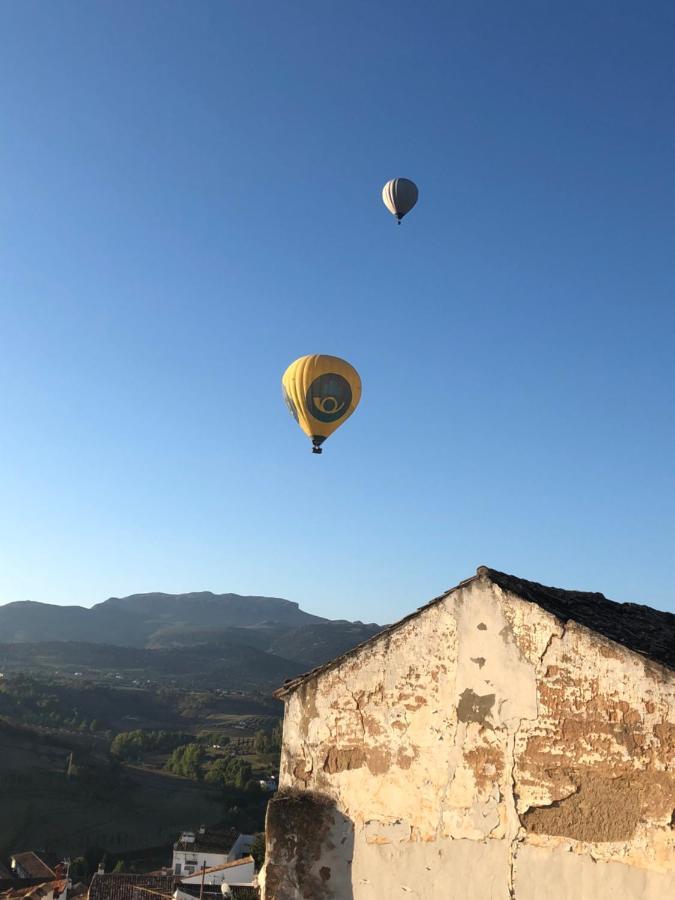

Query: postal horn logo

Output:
[306, 373, 352, 423]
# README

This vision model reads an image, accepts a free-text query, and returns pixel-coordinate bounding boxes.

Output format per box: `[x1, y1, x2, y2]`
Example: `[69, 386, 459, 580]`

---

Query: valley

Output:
[0, 589, 383, 866]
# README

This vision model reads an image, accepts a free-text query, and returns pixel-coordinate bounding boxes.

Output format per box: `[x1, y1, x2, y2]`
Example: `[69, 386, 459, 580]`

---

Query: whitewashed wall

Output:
[262, 573, 675, 899]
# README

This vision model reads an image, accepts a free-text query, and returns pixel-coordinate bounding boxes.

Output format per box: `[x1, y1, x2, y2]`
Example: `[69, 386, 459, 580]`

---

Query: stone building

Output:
[261, 567, 675, 899]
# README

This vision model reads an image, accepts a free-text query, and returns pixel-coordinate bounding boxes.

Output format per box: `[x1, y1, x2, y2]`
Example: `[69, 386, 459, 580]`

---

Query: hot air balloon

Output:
[282, 354, 362, 454]
[382, 178, 418, 223]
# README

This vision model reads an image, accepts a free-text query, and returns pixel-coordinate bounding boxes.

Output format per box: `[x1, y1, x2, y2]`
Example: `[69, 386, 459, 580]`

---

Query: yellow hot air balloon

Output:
[282, 354, 362, 454]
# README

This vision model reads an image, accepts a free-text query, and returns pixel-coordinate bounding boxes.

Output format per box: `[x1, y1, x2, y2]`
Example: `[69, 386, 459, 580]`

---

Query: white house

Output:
[226, 836, 254, 863]
[257, 776, 277, 793]
[172, 830, 254, 876]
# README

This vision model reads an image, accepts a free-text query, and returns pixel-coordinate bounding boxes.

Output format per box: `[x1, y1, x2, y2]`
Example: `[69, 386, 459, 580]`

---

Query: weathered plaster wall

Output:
[262, 574, 675, 899]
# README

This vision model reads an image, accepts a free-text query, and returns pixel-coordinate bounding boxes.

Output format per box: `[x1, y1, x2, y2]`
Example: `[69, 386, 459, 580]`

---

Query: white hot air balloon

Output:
[382, 178, 419, 223]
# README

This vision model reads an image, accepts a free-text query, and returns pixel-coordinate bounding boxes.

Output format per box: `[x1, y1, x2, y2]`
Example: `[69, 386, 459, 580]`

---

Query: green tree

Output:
[111, 730, 144, 761]
[204, 757, 231, 786]
[110, 729, 192, 762]
[253, 730, 269, 753]
[165, 743, 204, 780]
[270, 721, 282, 751]
[249, 833, 265, 871]
[69, 858, 87, 880]
[226, 757, 252, 789]
[83, 847, 107, 877]
[204, 756, 252, 789]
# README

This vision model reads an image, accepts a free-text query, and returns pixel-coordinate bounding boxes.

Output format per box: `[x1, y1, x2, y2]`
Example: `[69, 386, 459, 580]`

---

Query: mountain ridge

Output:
[0, 590, 383, 675]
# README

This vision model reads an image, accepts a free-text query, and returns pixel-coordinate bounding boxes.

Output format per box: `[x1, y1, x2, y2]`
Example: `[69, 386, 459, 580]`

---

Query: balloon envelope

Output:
[282, 355, 362, 453]
[382, 178, 419, 221]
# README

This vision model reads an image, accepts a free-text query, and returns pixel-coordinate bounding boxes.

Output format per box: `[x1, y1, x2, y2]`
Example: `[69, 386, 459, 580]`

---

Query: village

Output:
[4, 567, 673, 899]
[0, 824, 264, 900]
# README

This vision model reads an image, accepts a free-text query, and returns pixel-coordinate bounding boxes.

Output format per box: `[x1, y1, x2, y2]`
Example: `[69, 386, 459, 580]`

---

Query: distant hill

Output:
[267, 621, 384, 667]
[0, 591, 384, 861]
[0, 590, 384, 688]
[0, 590, 327, 646]
[0, 639, 307, 691]
[100, 590, 325, 627]
[146, 620, 384, 667]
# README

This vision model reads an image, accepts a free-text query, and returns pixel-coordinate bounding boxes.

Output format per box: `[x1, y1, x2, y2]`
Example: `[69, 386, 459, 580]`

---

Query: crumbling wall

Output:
[262, 790, 354, 900]
[509, 598, 675, 877]
[262, 574, 675, 899]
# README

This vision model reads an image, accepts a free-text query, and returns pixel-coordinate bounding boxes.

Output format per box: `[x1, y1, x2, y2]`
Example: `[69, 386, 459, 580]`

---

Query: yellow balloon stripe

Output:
[282, 355, 362, 451]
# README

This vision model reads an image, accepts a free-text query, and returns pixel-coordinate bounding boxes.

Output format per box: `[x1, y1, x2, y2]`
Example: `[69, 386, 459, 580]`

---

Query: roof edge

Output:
[274, 572, 480, 698]
[275, 565, 675, 697]
[187, 857, 254, 874]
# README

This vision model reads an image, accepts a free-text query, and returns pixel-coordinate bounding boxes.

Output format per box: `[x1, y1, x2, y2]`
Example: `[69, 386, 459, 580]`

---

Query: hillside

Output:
[0, 639, 307, 692]
[0, 590, 383, 688]
[0, 587, 384, 862]
[99, 591, 323, 626]
[0, 718, 226, 858]
[267, 621, 383, 667]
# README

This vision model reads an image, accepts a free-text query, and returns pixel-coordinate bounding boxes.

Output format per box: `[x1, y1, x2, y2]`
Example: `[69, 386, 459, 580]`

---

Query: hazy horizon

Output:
[1, 561, 671, 621]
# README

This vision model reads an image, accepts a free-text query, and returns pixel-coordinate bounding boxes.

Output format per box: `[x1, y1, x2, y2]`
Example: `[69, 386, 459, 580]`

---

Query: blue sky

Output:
[1, 1, 673, 621]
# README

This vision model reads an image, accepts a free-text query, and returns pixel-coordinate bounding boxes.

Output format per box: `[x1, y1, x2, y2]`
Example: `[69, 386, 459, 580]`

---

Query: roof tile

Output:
[88, 874, 176, 900]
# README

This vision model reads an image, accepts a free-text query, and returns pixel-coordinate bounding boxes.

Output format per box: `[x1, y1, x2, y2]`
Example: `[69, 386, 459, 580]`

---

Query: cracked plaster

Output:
[262, 575, 675, 899]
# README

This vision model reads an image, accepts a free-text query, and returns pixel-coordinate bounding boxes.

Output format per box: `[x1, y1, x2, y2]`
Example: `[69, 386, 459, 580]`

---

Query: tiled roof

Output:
[177, 884, 258, 900]
[224, 889, 258, 900]
[483, 567, 675, 670]
[0, 881, 65, 900]
[182, 858, 254, 877]
[87, 874, 176, 900]
[276, 566, 675, 696]
[176, 888, 221, 897]
[10, 856, 57, 881]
